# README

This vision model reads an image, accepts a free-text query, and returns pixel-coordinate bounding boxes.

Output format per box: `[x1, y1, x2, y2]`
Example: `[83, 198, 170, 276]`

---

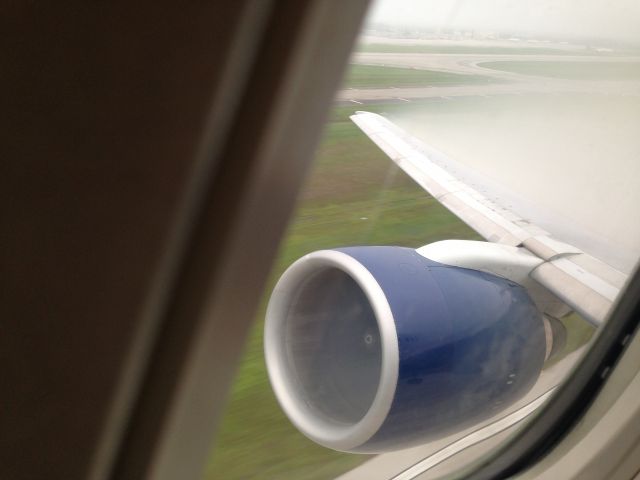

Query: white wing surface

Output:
[351, 111, 628, 326]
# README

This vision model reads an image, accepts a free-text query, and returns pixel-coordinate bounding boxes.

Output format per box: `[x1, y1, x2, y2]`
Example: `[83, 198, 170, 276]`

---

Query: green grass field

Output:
[205, 80, 597, 480]
[479, 60, 640, 80]
[343, 64, 494, 89]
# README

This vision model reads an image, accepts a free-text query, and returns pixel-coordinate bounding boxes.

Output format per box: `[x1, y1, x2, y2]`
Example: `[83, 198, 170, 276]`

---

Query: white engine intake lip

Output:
[264, 249, 399, 451]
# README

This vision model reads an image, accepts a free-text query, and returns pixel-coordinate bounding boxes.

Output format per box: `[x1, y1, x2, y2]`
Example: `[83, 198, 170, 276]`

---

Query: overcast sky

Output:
[365, 0, 640, 43]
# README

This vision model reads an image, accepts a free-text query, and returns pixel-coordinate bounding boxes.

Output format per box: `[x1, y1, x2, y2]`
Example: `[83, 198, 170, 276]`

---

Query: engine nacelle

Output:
[264, 244, 548, 453]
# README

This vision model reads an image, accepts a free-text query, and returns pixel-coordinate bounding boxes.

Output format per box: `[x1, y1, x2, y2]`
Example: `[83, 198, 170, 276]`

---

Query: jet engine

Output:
[264, 242, 553, 453]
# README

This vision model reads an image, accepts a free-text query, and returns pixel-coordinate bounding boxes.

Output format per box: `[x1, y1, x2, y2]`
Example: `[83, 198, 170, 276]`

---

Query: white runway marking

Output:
[349, 99, 363, 104]
[396, 97, 411, 102]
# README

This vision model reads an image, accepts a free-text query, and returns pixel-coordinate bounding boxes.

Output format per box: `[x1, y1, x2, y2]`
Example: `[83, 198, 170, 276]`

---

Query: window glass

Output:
[206, 1, 640, 479]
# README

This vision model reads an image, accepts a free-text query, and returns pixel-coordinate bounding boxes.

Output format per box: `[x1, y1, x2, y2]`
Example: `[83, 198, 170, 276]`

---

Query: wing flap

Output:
[531, 263, 613, 323]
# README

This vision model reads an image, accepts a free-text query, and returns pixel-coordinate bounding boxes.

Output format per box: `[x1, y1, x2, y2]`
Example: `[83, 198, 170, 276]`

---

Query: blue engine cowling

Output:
[264, 246, 547, 453]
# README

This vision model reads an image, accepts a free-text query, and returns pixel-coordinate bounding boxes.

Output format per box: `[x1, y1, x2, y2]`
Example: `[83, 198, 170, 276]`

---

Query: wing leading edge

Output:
[351, 111, 627, 326]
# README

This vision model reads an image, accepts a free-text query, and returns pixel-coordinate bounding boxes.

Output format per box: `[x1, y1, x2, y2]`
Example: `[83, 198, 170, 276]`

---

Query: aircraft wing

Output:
[351, 111, 628, 326]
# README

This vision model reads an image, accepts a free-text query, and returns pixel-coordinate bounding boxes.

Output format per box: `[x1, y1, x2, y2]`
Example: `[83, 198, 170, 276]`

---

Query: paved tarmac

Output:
[337, 52, 640, 103]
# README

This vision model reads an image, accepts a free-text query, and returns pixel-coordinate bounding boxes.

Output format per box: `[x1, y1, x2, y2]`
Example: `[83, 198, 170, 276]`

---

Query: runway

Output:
[337, 52, 640, 103]
[352, 52, 640, 80]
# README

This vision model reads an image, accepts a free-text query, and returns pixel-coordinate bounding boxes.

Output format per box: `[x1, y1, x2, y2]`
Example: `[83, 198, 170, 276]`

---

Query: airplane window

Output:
[206, 1, 640, 479]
